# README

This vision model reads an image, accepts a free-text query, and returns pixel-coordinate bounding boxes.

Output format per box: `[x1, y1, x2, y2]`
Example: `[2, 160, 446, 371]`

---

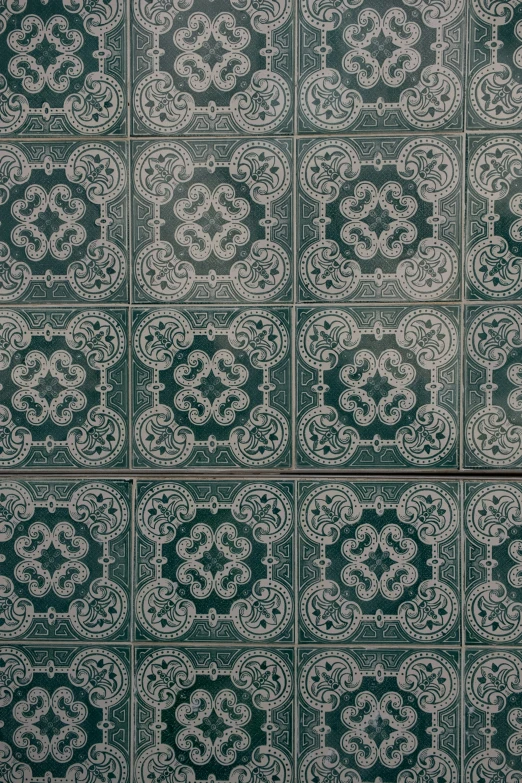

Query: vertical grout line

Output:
[461, 479, 466, 783]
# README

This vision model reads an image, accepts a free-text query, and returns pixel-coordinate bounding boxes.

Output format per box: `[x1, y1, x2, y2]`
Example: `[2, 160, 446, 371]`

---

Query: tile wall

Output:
[0, 1, 519, 781]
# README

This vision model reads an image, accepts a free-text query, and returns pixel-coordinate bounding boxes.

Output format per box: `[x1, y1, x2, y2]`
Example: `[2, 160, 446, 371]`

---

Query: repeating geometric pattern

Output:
[465, 481, 522, 645]
[298, 134, 462, 302]
[132, 306, 292, 469]
[135, 479, 294, 641]
[0, 0, 127, 136]
[132, 0, 294, 136]
[0, 644, 130, 782]
[465, 649, 522, 782]
[0, 308, 128, 469]
[468, 1, 522, 129]
[298, 647, 460, 783]
[296, 305, 460, 469]
[298, 479, 460, 644]
[132, 138, 292, 304]
[298, 0, 465, 134]
[0, 479, 131, 641]
[0, 141, 128, 303]
[134, 646, 294, 783]
[467, 134, 522, 300]
[465, 304, 522, 469]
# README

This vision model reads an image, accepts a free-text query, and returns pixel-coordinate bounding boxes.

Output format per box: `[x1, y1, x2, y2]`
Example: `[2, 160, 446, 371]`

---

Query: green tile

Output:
[467, 134, 522, 300]
[0, 308, 129, 469]
[134, 646, 294, 783]
[0, 141, 128, 303]
[465, 304, 522, 468]
[465, 481, 522, 644]
[298, 648, 460, 782]
[296, 305, 460, 469]
[131, 0, 293, 135]
[0, 479, 131, 641]
[298, 479, 461, 644]
[468, 3, 522, 129]
[0, 645, 130, 781]
[465, 649, 522, 780]
[298, 135, 462, 302]
[132, 306, 292, 469]
[0, 2, 127, 135]
[131, 138, 292, 304]
[298, 1, 465, 133]
[135, 479, 294, 642]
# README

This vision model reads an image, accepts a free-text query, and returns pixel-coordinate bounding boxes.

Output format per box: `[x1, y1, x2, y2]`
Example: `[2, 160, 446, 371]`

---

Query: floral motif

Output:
[0, 645, 129, 782]
[135, 648, 293, 783]
[299, 0, 464, 132]
[0, 2, 126, 135]
[298, 136, 461, 302]
[299, 649, 459, 783]
[13, 686, 87, 762]
[299, 481, 459, 643]
[133, 307, 291, 468]
[133, 139, 292, 304]
[0, 141, 128, 303]
[8, 15, 83, 95]
[133, 0, 293, 135]
[297, 305, 459, 468]
[135, 481, 293, 642]
[0, 309, 128, 469]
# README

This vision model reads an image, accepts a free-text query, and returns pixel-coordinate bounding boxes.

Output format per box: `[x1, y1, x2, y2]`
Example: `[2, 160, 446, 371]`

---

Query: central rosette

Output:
[174, 349, 249, 425]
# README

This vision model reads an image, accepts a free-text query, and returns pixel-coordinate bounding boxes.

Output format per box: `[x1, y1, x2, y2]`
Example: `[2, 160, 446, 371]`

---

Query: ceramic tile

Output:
[0, 1, 127, 136]
[0, 141, 128, 304]
[0, 308, 129, 469]
[465, 481, 522, 644]
[465, 304, 522, 469]
[0, 644, 130, 781]
[297, 135, 462, 302]
[0, 479, 131, 641]
[131, 0, 293, 136]
[131, 138, 292, 304]
[298, 647, 460, 782]
[298, 479, 460, 644]
[135, 479, 294, 642]
[132, 306, 292, 469]
[465, 649, 522, 781]
[297, 0, 465, 135]
[468, 2, 522, 129]
[466, 134, 522, 300]
[296, 305, 460, 469]
[134, 646, 294, 783]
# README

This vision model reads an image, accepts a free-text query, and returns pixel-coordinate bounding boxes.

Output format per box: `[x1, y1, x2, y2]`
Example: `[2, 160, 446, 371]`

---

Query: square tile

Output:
[298, 648, 460, 782]
[297, 0, 465, 134]
[0, 141, 128, 304]
[0, 479, 131, 641]
[466, 135, 522, 300]
[0, 644, 130, 781]
[131, 0, 293, 136]
[0, 2, 127, 136]
[134, 646, 294, 783]
[298, 135, 462, 302]
[465, 304, 522, 469]
[132, 138, 292, 304]
[298, 479, 460, 644]
[465, 481, 522, 644]
[132, 306, 292, 469]
[465, 649, 522, 781]
[135, 479, 294, 642]
[0, 308, 129, 469]
[468, 3, 522, 129]
[296, 305, 460, 469]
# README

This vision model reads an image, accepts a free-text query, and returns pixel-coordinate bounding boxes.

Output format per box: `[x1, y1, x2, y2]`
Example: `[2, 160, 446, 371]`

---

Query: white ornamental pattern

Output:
[132, 0, 293, 135]
[299, 136, 461, 302]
